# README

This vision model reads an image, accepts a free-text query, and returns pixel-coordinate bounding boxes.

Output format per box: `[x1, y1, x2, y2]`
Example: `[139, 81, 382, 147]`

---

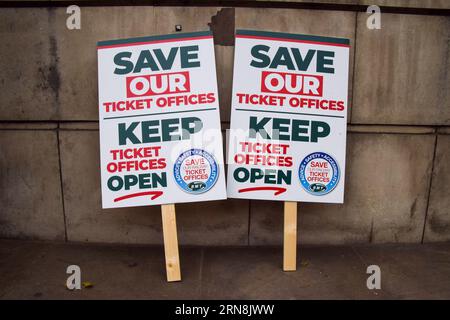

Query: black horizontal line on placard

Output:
[103, 107, 217, 120]
[234, 108, 345, 119]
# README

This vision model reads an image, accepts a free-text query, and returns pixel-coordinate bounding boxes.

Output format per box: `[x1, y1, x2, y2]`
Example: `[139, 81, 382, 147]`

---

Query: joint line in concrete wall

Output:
[3, 122, 450, 134]
[56, 124, 69, 242]
[421, 133, 438, 244]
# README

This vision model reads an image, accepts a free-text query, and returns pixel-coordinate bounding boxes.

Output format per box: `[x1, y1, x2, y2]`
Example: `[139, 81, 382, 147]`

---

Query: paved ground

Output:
[0, 239, 449, 299]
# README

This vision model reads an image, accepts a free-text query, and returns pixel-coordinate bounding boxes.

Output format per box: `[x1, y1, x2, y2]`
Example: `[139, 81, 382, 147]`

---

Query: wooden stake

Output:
[283, 201, 297, 271]
[161, 204, 181, 282]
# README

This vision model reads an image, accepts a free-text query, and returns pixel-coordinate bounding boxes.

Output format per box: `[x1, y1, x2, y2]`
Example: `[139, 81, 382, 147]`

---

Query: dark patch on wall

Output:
[208, 8, 235, 46]
[428, 213, 450, 234]
[48, 36, 61, 100]
[46, 7, 61, 119]
[410, 198, 418, 218]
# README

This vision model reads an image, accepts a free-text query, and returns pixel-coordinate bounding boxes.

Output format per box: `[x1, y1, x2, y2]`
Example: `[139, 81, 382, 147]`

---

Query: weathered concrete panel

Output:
[59, 130, 248, 245]
[235, 8, 356, 122]
[424, 134, 450, 242]
[353, 13, 450, 125]
[0, 130, 65, 240]
[249, 133, 435, 245]
[154, 7, 220, 34]
[0, 8, 58, 120]
[0, 123, 58, 130]
[54, 6, 157, 120]
[348, 124, 435, 134]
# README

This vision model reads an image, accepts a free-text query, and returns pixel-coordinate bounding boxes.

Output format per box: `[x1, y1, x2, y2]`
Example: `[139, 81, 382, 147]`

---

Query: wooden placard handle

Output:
[161, 204, 181, 282]
[283, 201, 298, 271]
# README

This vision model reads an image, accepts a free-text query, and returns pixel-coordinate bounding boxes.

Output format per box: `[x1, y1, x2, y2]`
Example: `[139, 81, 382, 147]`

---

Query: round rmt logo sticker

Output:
[299, 152, 340, 195]
[174, 149, 219, 194]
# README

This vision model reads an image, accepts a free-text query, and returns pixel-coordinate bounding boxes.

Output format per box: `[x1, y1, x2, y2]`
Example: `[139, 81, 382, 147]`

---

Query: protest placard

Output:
[97, 31, 226, 281]
[227, 30, 350, 270]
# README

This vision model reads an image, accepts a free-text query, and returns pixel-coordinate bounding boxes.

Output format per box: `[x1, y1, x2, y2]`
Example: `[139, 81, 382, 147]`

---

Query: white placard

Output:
[227, 30, 350, 203]
[98, 31, 226, 208]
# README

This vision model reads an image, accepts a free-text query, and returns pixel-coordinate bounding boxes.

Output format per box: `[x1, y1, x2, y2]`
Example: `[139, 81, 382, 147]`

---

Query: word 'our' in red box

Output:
[126, 71, 190, 98]
[261, 71, 323, 97]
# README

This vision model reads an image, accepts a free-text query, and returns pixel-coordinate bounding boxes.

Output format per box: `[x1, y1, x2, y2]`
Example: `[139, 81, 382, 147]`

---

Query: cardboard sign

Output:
[227, 30, 350, 203]
[98, 31, 226, 208]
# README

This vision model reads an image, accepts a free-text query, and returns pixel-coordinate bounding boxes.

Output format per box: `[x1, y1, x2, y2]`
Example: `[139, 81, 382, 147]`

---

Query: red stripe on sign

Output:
[97, 36, 213, 49]
[114, 191, 163, 202]
[238, 186, 287, 196]
[236, 35, 350, 48]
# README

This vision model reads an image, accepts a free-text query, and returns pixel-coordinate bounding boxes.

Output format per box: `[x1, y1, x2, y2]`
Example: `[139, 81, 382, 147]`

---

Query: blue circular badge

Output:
[173, 149, 219, 194]
[299, 152, 340, 196]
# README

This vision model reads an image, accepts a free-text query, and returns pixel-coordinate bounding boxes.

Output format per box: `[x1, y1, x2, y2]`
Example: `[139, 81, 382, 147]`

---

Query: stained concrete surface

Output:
[353, 13, 450, 125]
[424, 134, 450, 242]
[0, 6, 229, 121]
[0, 130, 65, 240]
[0, 239, 449, 299]
[0, 8, 59, 120]
[55, 6, 157, 120]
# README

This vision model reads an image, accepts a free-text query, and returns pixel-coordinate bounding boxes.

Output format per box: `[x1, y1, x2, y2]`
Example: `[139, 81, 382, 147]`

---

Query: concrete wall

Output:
[0, 2, 449, 245]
